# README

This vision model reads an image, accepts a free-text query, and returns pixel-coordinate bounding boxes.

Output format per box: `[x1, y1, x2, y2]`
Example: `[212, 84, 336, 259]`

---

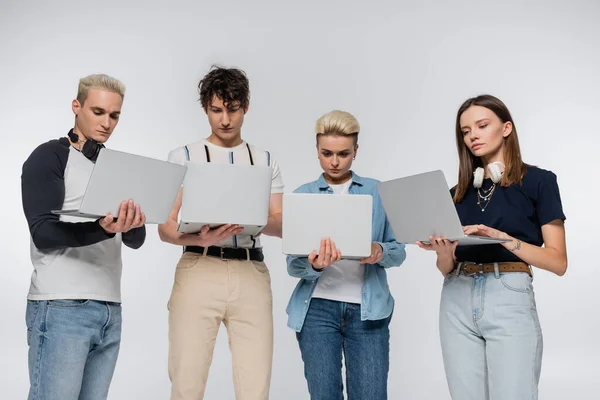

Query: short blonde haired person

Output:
[286, 110, 406, 399]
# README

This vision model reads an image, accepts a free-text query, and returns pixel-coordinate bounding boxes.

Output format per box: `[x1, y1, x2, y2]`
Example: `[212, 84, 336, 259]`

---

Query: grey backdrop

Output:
[1, 0, 598, 398]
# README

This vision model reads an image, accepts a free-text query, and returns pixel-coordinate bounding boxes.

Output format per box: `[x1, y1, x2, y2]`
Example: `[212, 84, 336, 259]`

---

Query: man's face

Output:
[72, 88, 122, 143]
[205, 95, 247, 145]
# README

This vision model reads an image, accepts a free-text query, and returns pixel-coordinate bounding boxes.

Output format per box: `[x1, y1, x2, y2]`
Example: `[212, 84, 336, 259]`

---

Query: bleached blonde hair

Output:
[315, 110, 360, 143]
[76, 74, 126, 105]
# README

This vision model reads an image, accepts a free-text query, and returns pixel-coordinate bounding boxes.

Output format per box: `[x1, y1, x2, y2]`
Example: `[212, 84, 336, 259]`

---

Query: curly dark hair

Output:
[198, 66, 250, 111]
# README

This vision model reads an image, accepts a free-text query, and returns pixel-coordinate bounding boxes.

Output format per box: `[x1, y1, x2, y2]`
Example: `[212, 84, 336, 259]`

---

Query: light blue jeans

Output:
[26, 299, 122, 400]
[439, 264, 543, 400]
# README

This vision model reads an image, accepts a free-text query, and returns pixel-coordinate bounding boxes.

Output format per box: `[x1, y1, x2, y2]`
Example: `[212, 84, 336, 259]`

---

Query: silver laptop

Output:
[282, 193, 372, 259]
[177, 162, 272, 236]
[377, 170, 511, 246]
[52, 148, 187, 224]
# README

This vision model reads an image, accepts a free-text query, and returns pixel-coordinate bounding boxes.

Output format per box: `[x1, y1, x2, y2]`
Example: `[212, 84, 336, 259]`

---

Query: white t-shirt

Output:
[167, 138, 284, 249]
[311, 179, 365, 304]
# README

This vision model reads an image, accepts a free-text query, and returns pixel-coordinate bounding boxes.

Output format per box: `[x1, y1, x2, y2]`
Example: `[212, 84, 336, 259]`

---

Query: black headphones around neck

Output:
[67, 129, 104, 162]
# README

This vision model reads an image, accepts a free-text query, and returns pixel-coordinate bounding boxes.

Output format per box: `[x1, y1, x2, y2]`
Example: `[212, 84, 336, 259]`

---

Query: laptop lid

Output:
[53, 148, 187, 224]
[282, 193, 372, 259]
[377, 170, 509, 246]
[178, 162, 272, 235]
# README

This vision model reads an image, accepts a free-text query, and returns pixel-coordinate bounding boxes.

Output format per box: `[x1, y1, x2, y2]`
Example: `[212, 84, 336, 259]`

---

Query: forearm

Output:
[30, 219, 114, 250]
[287, 256, 323, 280]
[436, 253, 455, 276]
[377, 241, 406, 268]
[261, 212, 282, 238]
[501, 237, 567, 276]
[158, 219, 201, 247]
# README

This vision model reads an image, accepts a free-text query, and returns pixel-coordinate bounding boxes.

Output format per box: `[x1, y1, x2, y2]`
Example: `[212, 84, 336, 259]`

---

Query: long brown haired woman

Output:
[418, 94, 567, 399]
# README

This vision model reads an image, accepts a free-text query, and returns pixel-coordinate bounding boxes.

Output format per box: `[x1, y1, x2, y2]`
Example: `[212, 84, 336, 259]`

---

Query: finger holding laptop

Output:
[100, 199, 146, 233]
[308, 238, 342, 270]
[195, 224, 244, 247]
[359, 242, 384, 264]
[416, 236, 458, 258]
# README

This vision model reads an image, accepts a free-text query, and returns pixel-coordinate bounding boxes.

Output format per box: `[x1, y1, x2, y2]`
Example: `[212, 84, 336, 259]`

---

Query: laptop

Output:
[177, 162, 273, 236]
[282, 193, 372, 259]
[376, 170, 511, 246]
[52, 148, 187, 224]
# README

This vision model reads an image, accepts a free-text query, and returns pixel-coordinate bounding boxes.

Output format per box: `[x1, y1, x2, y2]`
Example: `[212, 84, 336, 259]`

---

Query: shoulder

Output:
[521, 165, 558, 187]
[359, 176, 381, 187]
[167, 141, 208, 165]
[23, 138, 70, 171]
[167, 146, 186, 164]
[355, 175, 381, 194]
[293, 180, 320, 193]
[245, 142, 277, 166]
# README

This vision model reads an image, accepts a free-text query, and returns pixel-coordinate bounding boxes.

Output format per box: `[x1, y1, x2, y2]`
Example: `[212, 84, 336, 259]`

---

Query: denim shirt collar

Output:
[316, 171, 364, 190]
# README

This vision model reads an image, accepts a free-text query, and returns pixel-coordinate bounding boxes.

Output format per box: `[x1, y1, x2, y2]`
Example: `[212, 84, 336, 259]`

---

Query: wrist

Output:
[506, 238, 522, 252]
[437, 252, 454, 263]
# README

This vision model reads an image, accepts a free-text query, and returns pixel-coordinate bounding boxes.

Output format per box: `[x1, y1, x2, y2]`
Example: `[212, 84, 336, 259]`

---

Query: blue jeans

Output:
[440, 268, 543, 400]
[296, 298, 391, 400]
[26, 299, 122, 400]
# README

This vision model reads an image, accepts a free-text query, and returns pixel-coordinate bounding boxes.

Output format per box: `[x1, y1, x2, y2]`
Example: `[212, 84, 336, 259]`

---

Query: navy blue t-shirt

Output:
[452, 166, 566, 263]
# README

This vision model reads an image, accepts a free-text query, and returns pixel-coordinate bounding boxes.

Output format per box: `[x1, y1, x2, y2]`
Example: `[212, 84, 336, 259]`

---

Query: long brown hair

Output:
[453, 94, 527, 202]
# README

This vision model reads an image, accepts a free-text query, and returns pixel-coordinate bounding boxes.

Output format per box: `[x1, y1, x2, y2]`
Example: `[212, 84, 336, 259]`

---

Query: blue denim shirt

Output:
[286, 171, 406, 332]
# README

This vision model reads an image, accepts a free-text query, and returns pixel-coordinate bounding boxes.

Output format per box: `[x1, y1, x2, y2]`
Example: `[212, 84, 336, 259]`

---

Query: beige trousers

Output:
[168, 252, 273, 400]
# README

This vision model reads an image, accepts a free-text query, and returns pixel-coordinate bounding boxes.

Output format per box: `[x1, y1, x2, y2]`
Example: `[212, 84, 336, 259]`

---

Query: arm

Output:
[122, 226, 146, 249]
[287, 238, 341, 279]
[417, 238, 458, 276]
[504, 221, 567, 275]
[157, 188, 242, 246]
[463, 171, 568, 276]
[464, 221, 567, 276]
[21, 143, 115, 250]
[376, 216, 406, 268]
[261, 193, 282, 238]
[361, 190, 407, 267]
[287, 255, 323, 280]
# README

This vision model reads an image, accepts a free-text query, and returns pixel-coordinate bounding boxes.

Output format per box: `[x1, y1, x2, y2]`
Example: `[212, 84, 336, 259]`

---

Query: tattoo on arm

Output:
[508, 239, 522, 252]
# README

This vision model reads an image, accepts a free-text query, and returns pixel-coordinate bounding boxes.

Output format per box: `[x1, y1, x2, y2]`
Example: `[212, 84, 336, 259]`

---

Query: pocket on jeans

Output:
[443, 273, 457, 287]
[47, 299, 90, 307]
[25, 301, 40, 346]
[500, 272, 532, 293]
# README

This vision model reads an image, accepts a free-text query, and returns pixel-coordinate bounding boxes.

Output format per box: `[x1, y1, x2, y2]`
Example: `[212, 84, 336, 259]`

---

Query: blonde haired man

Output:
[21, 73, 146, 400]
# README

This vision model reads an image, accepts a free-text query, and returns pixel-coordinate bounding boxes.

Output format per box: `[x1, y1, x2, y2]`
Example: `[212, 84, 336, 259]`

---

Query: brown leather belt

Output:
[454, 261, 531, 277]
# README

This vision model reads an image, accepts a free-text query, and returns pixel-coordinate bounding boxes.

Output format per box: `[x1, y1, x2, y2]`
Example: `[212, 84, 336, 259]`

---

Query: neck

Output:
[480, 154, 505, 178]
[69, 126, 87, 150]
[207, 132, 243, 148]
[324, 171, 352, 185]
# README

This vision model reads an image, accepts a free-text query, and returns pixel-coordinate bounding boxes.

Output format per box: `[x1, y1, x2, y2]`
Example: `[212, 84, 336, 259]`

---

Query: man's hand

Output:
[100, 200, 146, 234]
[195, 224, 244, 247]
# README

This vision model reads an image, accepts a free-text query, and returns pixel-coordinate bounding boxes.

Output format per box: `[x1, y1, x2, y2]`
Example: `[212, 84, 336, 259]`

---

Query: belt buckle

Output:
[220, 247, 228, 261]
[465, 263, 484, 276]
